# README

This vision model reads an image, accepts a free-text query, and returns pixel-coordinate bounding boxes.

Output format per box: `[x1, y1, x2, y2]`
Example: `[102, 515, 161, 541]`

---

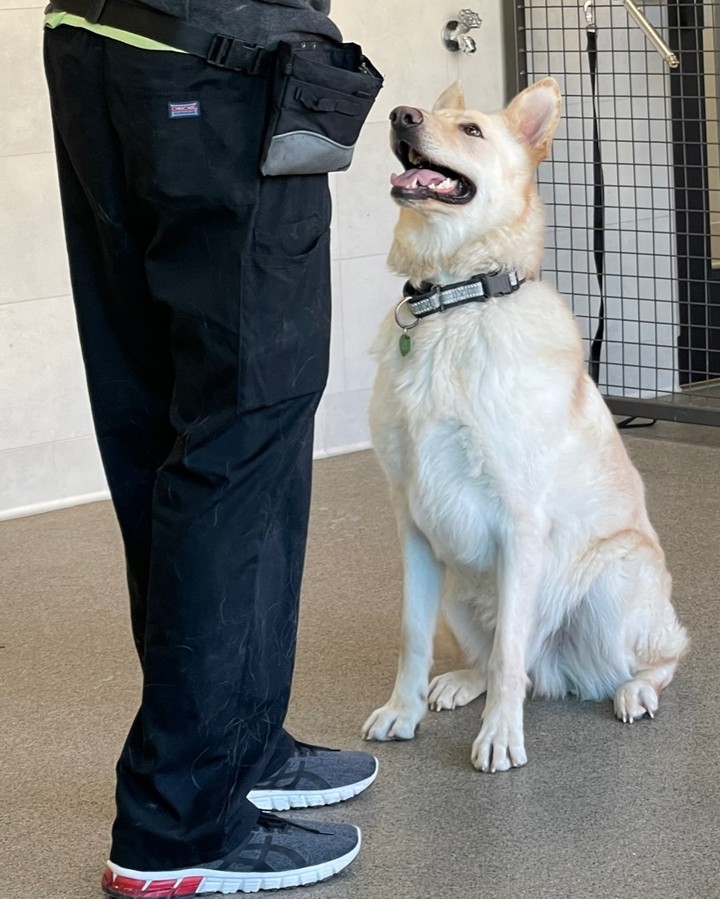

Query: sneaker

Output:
[101, 814, 361, 897]
[248, 741, 379, 811]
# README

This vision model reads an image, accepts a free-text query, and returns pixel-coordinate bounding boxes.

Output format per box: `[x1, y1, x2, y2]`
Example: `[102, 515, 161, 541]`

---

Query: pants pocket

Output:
[238, 231, 331, 410]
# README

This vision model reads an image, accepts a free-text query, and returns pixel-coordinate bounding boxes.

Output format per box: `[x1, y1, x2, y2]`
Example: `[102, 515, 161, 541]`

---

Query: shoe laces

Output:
[256, 812, 325, 835]
[216, 814, 328, 869]
[293, 739, 337, 757]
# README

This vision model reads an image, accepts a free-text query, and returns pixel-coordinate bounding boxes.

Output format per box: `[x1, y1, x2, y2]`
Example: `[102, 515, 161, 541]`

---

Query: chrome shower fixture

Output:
[442, 9, 483, 54]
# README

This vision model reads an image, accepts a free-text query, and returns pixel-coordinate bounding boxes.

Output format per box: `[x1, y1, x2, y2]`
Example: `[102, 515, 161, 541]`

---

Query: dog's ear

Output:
[432, 82, 465, 112]
[504, 77, 562, 165]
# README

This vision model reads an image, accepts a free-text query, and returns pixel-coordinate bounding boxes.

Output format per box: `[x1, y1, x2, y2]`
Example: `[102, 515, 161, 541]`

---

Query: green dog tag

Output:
[399, 332, 411, 356]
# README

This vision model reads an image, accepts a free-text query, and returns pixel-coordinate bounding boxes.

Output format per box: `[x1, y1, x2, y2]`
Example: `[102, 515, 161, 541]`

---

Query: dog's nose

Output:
[389, 106, 424, 129]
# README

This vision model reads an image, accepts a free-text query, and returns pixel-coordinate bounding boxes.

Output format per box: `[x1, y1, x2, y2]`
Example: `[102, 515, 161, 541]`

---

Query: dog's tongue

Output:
[391, 168, 447, 189]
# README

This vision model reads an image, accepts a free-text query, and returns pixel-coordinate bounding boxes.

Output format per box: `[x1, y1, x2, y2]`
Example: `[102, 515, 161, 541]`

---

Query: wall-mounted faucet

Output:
[442, 9, 482, 55]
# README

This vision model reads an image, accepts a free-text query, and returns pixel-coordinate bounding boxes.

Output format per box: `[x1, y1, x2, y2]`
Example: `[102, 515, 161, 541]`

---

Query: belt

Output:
[45, 0, 272, 74]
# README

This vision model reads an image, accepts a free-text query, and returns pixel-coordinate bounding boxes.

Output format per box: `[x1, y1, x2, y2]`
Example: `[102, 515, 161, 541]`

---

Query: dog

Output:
[361, 78, 688, 772]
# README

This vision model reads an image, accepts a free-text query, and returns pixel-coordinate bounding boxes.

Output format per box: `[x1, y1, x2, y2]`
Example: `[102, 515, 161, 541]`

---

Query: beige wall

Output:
[315, 0, 506, 456]
[0, 2, 107, 519]
[0, 2, 505, 518]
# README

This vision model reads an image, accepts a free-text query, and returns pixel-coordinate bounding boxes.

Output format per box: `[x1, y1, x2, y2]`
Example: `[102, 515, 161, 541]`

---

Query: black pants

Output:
[44, 26, 332, 869]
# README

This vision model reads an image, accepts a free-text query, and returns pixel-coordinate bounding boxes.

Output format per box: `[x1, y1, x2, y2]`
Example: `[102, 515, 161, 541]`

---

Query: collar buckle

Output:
[480, 270, 520, 297]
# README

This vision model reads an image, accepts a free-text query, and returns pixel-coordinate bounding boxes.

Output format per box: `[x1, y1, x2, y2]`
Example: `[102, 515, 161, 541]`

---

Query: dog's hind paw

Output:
[428, 670, 487, 711]
[614, 679, 659, 724]
[362, 703, 422, 742]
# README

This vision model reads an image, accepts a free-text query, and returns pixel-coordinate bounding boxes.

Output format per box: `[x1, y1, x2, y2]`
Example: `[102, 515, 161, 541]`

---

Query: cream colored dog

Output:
[361, 78, 688, 772]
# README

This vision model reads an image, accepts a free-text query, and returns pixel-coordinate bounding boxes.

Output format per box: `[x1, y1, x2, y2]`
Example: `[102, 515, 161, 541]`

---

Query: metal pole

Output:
[622, 0, 680, 68]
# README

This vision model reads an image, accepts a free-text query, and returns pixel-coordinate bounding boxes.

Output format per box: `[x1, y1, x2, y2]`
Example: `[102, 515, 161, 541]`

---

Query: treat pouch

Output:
[260, 41, 384, 176]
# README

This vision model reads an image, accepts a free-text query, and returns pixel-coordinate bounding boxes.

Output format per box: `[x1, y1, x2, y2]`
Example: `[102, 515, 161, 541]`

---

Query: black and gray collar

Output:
[394, 269, 525, 356]
[401, 270, 524, 320]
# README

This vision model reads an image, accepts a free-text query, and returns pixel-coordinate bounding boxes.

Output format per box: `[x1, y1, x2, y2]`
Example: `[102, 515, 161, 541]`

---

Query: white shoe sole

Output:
[248, 758, 379, 811]
[103, 829, 361, 897]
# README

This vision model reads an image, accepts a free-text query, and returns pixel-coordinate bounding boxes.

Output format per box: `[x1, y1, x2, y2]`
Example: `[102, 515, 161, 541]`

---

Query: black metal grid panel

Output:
[513, 0, 720, 426]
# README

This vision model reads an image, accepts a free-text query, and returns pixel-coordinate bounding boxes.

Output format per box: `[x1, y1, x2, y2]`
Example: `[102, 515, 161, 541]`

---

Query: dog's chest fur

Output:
[369, 280, 619, 574]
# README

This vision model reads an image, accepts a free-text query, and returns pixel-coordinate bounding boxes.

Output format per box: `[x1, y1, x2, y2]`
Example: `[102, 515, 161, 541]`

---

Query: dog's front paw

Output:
[614, 679, 659, 723]
[471, 708, 527, 773]
[429, 669, 487, 711]
[362, 701, 424, 742]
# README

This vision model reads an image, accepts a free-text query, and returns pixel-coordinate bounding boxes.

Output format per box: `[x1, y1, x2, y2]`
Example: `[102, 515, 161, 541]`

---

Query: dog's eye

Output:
[461, 123, 483, 138]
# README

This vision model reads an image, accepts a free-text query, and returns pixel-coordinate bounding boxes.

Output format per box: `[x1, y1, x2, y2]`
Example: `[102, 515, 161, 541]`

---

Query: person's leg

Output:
[44, 26, 330, 867]
[43, 40, 176, 662]
[114, 390, 323, 865]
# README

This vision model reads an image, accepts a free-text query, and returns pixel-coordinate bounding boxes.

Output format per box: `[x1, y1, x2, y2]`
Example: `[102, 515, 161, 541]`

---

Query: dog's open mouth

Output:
[390, 140, 475, 205]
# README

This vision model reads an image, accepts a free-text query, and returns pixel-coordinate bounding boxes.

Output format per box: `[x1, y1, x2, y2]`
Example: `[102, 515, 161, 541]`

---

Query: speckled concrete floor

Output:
[2, 427, 719, 899]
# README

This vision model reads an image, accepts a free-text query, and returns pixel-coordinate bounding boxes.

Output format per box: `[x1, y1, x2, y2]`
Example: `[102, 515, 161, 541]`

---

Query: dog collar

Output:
[395, 270, 524, 356]
[403, 270, 523, 317]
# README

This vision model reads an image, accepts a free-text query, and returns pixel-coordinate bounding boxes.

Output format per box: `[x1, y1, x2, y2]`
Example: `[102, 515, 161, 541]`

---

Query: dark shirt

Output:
[136, 0, 342, 47]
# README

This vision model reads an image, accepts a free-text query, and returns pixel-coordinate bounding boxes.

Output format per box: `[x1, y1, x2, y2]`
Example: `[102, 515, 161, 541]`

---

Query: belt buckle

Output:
[207, 34, 264, 74]
[207, 34, 236, 67]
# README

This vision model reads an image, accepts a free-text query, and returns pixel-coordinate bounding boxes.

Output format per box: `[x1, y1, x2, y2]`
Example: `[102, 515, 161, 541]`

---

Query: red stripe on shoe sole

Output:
[103, 868, 204, 898]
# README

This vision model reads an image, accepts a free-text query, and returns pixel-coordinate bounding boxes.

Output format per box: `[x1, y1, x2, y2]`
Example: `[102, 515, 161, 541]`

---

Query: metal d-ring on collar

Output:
[394, 281, 453, 330]
[394, 296, 422, 331]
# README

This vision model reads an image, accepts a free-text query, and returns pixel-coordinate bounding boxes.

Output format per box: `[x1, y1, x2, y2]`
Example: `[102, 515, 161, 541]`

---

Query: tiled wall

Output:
[315, 1, 506, 457]
[0, 1, 109, 519]
[0, 1, 505, 518]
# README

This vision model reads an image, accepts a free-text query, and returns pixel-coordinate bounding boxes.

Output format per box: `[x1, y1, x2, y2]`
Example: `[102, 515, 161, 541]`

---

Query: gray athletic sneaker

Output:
[101, 814, 361, 897]
[248, 741, 379, 811]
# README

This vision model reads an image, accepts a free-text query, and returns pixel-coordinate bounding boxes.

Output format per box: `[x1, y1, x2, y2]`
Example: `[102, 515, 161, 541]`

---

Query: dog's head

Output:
[387, 78, 562, 280]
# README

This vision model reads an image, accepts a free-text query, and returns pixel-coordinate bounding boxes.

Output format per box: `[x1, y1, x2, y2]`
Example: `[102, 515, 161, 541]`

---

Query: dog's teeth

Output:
[434, 178, 458, 194]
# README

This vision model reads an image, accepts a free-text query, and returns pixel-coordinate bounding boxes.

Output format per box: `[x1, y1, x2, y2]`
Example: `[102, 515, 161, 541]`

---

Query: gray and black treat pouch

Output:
[260, 41, 383, 176]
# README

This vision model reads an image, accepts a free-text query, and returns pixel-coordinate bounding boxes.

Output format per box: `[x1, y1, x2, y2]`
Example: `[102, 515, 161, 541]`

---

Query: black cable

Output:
[587, 22, 606, 386]
[616, 416, 656, 429]
[586, 16, 655, 430]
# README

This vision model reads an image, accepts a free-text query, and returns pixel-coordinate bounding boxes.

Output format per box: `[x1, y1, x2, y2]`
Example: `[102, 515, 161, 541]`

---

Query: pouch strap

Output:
[45, 0, 273, 74]
[294, 86, 362, 116]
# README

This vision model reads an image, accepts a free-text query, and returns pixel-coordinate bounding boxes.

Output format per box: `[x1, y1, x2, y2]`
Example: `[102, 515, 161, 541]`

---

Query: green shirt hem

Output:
[44, 11, 185, 53]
